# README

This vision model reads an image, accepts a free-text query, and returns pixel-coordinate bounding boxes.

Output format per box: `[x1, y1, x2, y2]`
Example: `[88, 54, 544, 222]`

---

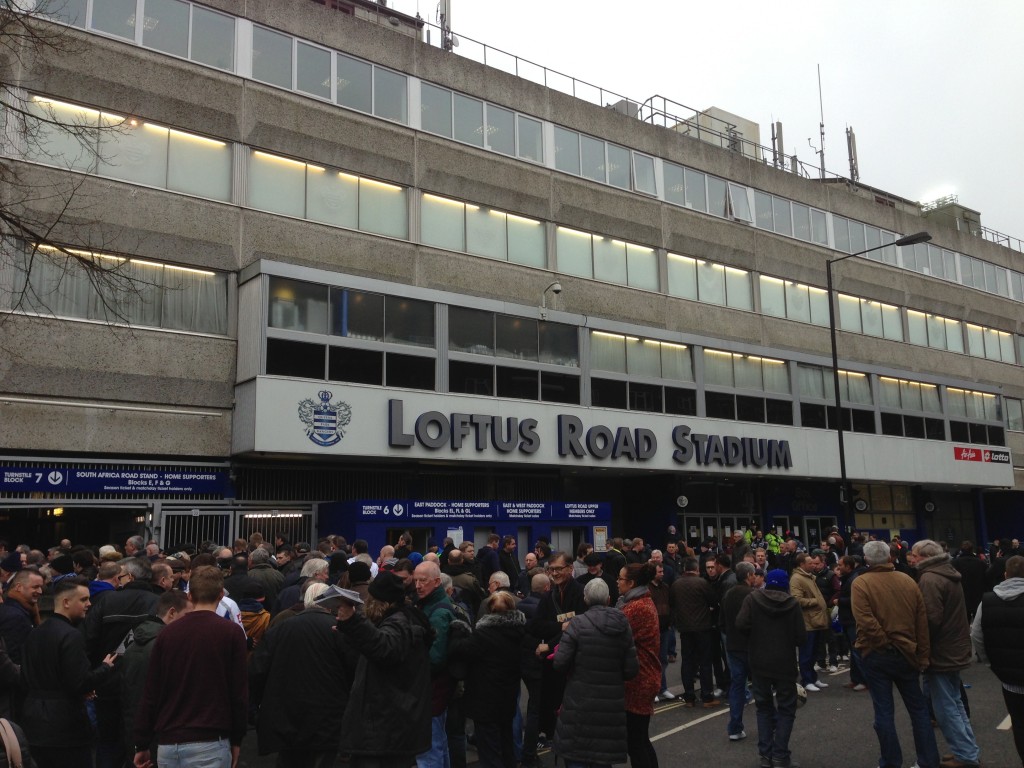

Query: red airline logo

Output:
[953, 446, 1010, 464]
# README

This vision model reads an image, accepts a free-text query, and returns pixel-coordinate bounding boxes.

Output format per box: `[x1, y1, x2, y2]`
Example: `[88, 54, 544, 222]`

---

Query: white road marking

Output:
[651, 706, 729, 741]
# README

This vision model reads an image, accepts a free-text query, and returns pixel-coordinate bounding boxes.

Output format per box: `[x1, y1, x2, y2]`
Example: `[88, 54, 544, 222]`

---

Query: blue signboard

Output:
[349, 500, 607, 522]
[0, 467, 229, 495]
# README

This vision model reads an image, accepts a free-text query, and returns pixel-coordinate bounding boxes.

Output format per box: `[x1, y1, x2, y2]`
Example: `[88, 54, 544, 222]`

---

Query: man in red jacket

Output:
[132, 566, 248, 768]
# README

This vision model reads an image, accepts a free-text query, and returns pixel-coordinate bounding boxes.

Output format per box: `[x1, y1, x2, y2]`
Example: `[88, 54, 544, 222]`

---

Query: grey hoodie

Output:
[971, 576, 1024, 667]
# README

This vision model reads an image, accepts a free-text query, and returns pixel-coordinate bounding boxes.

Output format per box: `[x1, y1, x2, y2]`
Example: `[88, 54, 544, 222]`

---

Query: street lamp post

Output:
[826, 231, 932, 518]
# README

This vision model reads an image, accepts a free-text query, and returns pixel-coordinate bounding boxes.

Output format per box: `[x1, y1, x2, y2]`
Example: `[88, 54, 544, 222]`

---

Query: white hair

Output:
[863, 540, 891, 566]
[583, 577, 609, 606]
[304, 582, 330, 608]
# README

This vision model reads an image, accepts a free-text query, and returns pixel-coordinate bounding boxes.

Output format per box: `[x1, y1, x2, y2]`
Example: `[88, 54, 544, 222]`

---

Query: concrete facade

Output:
[0, 0, 1021, 550]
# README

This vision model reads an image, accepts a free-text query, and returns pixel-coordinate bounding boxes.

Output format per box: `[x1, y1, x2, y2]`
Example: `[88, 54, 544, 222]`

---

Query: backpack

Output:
[426, 601, 473, 680]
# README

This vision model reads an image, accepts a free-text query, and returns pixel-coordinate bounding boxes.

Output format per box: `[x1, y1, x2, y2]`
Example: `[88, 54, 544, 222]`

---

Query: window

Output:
[729, 184, 752, 222]
[387, 354, 434, 390]
[336, 54, 372, 113]
[664, 163, 685, 206]
[420, 193, 544, 267]
[296, 42, 332, 100]
[359, 179, 407, 238]
[633, 153, 656, 195]
[1007, 398, 1024, 431]
[486, 105, 515, 156]
[792, 204, 810, 241]
[772, 197, 791, 236]
[707, 176, 727, 217]
[249, 150, 307, 217]
[267, 338, 325, 379]
[607, 144, 630, 189]
[580, 135, 604, 182]
[40, 0, 87, 25]
[449, 307, 492, 354]
[421, 194, 465, 251]
[330, 347, 383, 385]
[191, 6, 235, 71]
[143, 0, 190, 57]
[269, 277, 328, 333]
[330, 288, 383, 340]
[386, 297, 434, 347]
[496, 315, 538, 360]
[453, 94, 483, 147]
[555, 229, 654, 289]
[91, 0, 136, 39]
[252, 26, 293, 89]
[307, 169, 358, 229]
[373, 68, 408, 124]
[1, 241, 229, 334]
[666, 255, 753, 311]
[449, 360, 493, 395]
[26, 97, 99, 172]
[684, 169, 707, 212]
[554, 127, 580, 175]
[517, 116, 543, 163]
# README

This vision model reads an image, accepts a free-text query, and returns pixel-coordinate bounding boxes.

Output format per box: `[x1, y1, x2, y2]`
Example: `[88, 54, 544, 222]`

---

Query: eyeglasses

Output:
[547, 565, 570, 572]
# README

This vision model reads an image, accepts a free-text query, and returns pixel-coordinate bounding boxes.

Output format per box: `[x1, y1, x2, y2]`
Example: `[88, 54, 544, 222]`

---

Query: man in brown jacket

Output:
[853, 540, 939, 768]
[911, 539, 980, 768]
[789, 552, 829, 692]
[670, 557, 720, 707]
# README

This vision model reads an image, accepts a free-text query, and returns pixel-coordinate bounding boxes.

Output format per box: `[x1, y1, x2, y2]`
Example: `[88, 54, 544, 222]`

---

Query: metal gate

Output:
[158, 506, 315, 551]
[236, 510, 314, 548]
[161, 510, 233, 552]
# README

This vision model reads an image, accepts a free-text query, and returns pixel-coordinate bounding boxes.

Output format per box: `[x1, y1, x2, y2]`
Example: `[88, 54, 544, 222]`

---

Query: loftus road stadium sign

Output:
[387, 400, 792, 469]
[239, 377, 1015, 486]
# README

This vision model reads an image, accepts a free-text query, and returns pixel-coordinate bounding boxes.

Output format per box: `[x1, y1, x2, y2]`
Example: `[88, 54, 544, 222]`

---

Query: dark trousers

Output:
[1003, 688, 1024, 767]
[751, 676, 797, 764]
[446, 693, 467, 768]
[844, 625, 866, 685]
[276, 750, 337, 768]
[521, 674, 543, 765]
[625, 711, 658, 768]
[94, 697, 124, 768]
[712, 630, 730, 690]
[474, 719, 516, 768]
[679, 630, 713, 702]
[798, 630, 819, 686]
[32, 746, 94, 768]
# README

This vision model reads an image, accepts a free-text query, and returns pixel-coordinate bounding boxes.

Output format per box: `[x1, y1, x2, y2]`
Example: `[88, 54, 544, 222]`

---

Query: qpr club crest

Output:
[297, 390, 353, 447]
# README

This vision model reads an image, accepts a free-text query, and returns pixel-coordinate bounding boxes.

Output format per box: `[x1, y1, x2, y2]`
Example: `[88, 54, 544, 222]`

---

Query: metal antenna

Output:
[817, 64, 826, 179]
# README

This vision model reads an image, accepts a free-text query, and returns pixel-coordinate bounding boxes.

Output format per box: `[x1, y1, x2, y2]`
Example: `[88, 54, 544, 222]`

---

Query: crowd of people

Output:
[0, 527, 1019, 768]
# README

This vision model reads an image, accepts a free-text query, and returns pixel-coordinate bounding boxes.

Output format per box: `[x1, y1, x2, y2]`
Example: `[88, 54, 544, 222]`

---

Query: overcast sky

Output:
[389, 0, 1024, 243]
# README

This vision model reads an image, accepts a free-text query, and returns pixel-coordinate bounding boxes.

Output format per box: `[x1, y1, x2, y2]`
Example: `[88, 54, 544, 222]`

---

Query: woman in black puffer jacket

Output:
[450, 591, 525, 768]
[553, 577, 638, 766]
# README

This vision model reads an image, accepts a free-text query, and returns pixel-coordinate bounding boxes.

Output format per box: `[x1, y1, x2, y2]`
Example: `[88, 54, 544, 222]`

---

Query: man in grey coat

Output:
[553, 578, 638, 767]
[911, 539, 980, 768]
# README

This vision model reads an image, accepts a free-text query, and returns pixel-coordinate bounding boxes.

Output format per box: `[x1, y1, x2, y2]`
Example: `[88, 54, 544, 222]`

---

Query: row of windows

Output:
[0, 240, 229, 334]
[264, 278, 1008, 447]
[44, 0, 236, 71]
[44, 4, 1024, 307]
[760, 275, 1019, 365]
[16, 93, 1023, 370]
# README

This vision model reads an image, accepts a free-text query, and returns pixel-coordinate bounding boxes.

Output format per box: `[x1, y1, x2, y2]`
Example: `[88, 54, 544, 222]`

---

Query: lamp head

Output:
[895, 231, 931, 247]
[550, 282, 562, 295]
